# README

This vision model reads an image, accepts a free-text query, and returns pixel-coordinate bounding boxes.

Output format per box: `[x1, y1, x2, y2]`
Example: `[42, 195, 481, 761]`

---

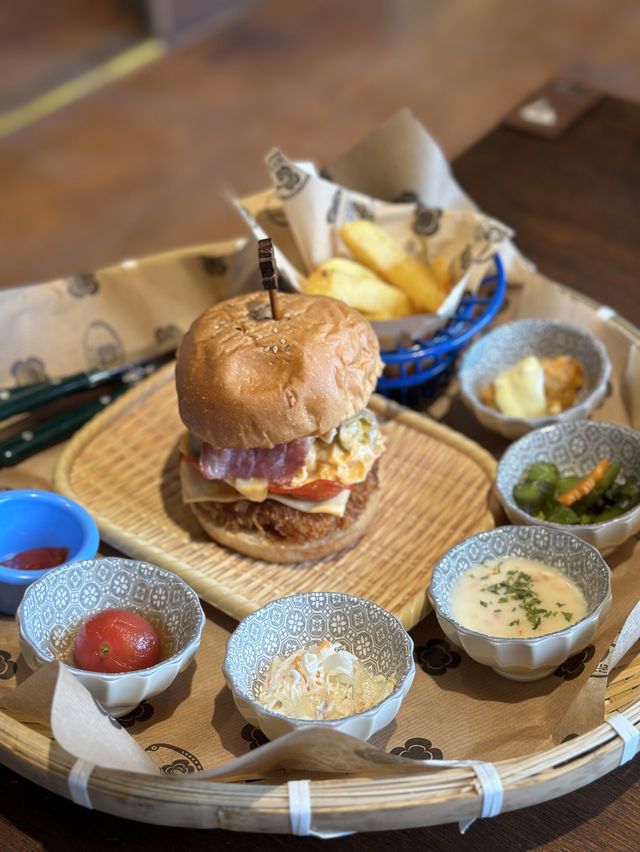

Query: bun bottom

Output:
[189, 487, 381, 564]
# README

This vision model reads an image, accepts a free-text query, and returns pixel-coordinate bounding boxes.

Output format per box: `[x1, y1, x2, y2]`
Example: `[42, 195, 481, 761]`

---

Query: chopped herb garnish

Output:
[480, 600, 488, 607]
[494, 609, 502, 613]
[556, 602, 565, 608]
[562, 612, 573, 622]
[509, 619, 520, 627]
[479, 568, 553, 631]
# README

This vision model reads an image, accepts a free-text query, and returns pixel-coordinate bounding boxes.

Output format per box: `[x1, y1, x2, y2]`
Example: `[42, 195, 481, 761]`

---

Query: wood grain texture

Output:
[0, 0, 145, 112]
[454, 97, 640, 327]
[1, 0, 640, 287]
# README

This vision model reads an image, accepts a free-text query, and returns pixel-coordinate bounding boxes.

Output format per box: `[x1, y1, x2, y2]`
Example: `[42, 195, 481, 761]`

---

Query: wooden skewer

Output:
[257, 237, 280, 320]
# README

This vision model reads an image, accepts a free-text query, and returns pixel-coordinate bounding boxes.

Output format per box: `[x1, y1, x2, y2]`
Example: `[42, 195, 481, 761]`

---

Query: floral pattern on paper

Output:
[11, 357, 48, 386]
[412, 206, 442, 237]
[414, 639, 461, 676]
[241, 724, 270, 751]
[392, 190, 420, 204]
[0, 650, 17, 680]
[391, 737, 443, 761]
[162, 758, 195, 774]
[67, 273, 99, 298]
[201, 256, 228, 276]
[145, 743, 203, 773]
[118, 701, 154, 728]
[154, 324, 182, 346]
[554, 645, 595, 681]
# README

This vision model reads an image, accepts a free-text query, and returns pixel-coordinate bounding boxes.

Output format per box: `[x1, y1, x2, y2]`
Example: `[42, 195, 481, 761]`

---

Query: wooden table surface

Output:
[1, 13, 640, 850]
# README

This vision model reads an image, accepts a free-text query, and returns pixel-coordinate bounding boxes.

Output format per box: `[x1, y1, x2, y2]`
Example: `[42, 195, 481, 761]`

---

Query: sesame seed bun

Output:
[175, 292, 383, 448]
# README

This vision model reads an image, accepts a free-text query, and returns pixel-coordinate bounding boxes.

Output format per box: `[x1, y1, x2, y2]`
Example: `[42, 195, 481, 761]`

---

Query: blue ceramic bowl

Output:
[0, 489, 100, 615]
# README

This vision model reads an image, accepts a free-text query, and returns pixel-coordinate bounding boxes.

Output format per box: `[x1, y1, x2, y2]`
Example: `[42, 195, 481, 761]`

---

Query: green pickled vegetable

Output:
[547, 505, 580, 524]
[513, 481, 550, 510]
[513, 457, 637, 526]
[580, 459, 621, 508]
[526, 462, 559, 487]
[556, 475, 581, 494]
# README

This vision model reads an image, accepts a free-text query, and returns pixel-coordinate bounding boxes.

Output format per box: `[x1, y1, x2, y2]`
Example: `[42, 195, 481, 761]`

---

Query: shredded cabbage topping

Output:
[258, 639, 395, 720]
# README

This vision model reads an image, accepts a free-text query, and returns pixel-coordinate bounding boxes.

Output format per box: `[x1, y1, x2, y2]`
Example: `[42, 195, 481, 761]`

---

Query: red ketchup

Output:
[0, 546, 69, 571]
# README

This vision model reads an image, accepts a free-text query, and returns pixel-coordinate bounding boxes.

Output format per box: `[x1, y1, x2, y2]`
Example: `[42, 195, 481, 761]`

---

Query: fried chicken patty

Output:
[196, 464, 379, 543]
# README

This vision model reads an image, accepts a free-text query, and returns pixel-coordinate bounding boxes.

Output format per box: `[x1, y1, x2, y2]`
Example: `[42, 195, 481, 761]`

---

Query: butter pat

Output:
[494, 356, 546, 418]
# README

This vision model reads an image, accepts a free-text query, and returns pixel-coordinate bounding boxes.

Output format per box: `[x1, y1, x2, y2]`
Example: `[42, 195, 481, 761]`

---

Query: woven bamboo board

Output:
[54, 363, 496, 629]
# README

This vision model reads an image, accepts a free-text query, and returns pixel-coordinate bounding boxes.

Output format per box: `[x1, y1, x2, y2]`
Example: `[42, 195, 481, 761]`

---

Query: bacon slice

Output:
[199, 437, 312, 485]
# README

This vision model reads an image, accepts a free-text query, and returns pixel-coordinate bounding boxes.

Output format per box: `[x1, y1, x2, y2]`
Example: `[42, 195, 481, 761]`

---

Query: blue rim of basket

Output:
[377, 254, 506, 391]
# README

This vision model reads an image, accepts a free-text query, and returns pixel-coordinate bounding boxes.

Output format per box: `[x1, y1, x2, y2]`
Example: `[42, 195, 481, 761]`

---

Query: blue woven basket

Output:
[377, 254, 506, 406]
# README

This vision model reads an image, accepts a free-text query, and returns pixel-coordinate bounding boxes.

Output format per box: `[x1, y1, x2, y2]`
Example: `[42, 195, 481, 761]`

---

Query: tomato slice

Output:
[268, 479, 351, 501]
[1, 546, 69, 571]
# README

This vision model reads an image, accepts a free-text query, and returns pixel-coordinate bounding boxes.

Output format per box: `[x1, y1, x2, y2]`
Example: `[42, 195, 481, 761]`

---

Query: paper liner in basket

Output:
[238, 113, 513, 347]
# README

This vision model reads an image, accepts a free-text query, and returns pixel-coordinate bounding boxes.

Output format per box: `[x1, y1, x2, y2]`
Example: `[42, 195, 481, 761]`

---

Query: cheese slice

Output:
[180, 458, 350, 517]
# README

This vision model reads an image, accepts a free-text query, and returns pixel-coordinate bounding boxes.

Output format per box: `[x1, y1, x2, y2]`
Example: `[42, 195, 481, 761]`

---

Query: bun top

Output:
[175, 292, 383, 448]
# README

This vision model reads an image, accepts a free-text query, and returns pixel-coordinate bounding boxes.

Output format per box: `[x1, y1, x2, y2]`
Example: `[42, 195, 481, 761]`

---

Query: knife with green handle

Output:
[0, 385, 130, 466]
[0, 343, 175, 421]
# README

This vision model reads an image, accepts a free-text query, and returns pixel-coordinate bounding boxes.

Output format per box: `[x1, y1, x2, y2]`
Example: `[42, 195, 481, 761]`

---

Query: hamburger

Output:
[175, 291, 385, 562]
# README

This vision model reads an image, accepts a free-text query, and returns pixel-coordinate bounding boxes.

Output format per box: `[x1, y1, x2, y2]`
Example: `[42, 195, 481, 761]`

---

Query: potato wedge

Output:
[340, 220, 444, 312]
[430, 255, 453, 294]
[305, 257, 413, 318]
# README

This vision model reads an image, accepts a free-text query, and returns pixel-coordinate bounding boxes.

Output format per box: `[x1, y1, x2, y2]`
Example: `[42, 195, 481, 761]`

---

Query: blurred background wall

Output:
[0, 0, 638, 285]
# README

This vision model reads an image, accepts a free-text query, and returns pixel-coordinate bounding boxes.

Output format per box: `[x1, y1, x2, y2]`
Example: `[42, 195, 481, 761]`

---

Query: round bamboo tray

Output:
[0, 702, 638, 832]
[1, 264, 639, 833]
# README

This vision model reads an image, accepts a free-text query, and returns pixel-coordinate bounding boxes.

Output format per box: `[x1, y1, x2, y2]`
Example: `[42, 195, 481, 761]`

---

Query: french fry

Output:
[430, 255, 453, 294]
[340, 220, 444, 313]
[305, 257, 413, 318]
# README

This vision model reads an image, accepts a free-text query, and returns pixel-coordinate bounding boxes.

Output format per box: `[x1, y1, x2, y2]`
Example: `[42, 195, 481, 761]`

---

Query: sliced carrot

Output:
[557, 459, 610, 506]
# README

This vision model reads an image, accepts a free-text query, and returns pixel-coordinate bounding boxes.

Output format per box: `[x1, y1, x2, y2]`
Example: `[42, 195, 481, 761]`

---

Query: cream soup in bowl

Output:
[450, 558, 588, 639]
[429, 526, 611, 681]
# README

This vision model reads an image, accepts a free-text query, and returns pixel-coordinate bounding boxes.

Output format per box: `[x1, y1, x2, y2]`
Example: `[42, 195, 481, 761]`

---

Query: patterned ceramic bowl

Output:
[496, 420, 640, 553]
[223, 592, 415, 741]
[459, 319, 611, 439]
[429, 526, 611, 681]
[17, 558, 205, 716]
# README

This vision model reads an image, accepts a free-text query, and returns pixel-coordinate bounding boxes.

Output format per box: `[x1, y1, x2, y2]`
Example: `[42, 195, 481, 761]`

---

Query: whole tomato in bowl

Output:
[74, 609, 161, 673]
[17, 557, 205, 716]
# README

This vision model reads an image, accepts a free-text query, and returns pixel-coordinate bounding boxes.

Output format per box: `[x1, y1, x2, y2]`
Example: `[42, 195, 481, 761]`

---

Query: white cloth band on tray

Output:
[470, 760, 504, 818]
[68, 759, 95, 809]
[596, 305, 616, 321]
[428, 758, 503, 833]
[287, 763, 503, 836]
[607, 712, 640, 765]
[287, 779, 353, 839]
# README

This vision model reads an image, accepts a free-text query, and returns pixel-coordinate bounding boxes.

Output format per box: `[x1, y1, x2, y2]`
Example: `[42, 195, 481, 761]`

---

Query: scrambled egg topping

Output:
[288, 409, 384, 488]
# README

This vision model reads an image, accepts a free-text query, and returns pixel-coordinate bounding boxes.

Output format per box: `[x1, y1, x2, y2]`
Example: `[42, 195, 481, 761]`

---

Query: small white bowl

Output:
[459, 319, 611, 439]
[17, 557, 205, 716]
[429, 526, 612, 681]
[496, 420, 640, 553]
[223, 592, 415, 741]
